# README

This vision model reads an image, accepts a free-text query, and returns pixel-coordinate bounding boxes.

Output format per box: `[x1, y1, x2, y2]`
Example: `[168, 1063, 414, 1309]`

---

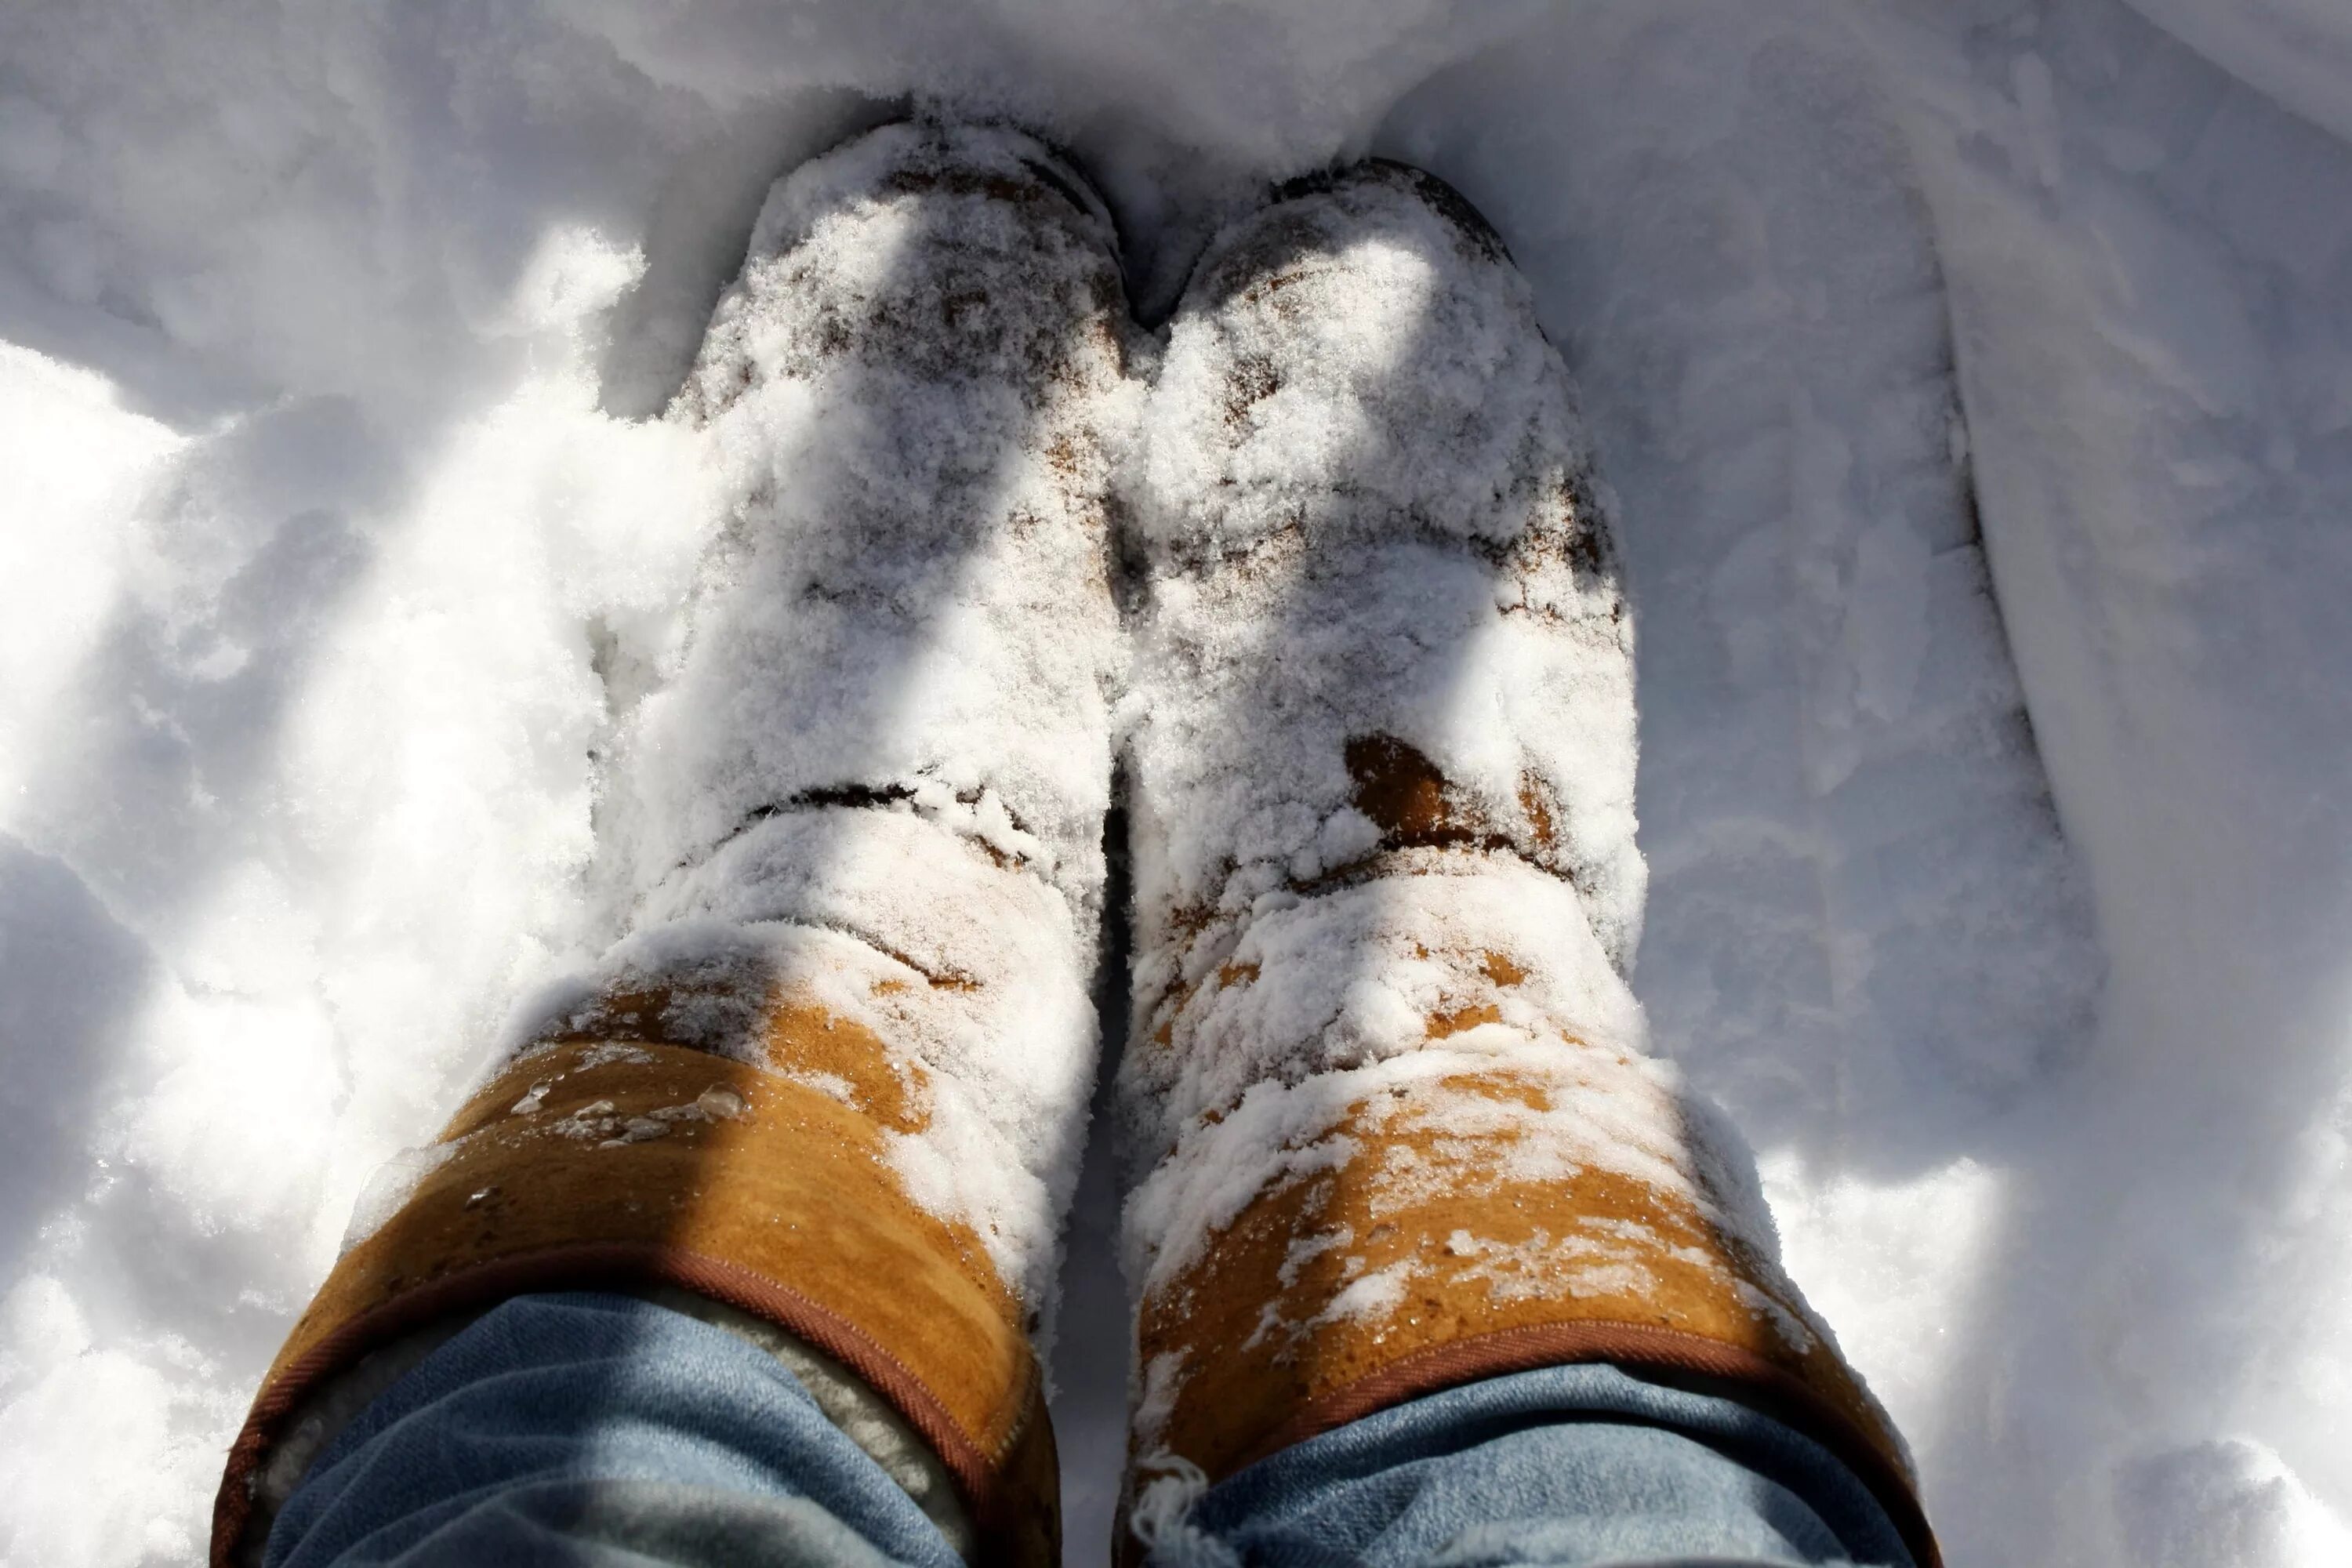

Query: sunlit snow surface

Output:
[4, 2, 2351, 1566]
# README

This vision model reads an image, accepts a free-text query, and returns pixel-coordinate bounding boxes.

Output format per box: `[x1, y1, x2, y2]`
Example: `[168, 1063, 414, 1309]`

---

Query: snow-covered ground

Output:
[4, 2, 2351, 1565]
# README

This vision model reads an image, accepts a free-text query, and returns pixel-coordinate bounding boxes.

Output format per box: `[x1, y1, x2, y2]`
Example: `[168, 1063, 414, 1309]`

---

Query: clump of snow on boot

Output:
[537, 122, 1138, 1316]
[1114, 167, 1837, 1447]
[1120, 162, 1651, 1186]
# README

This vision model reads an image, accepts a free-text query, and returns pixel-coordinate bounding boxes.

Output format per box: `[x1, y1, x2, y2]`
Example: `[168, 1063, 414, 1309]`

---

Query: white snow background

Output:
[4, 1, 2352, 1564]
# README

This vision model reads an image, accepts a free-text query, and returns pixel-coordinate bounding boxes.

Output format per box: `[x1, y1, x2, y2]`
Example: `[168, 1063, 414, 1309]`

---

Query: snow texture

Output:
[1109, 166, 1798, 1401]
[2, 2, 2351, 1567]
[484, 121, 1137, 1313]
[1120, 164, 1646, 1174]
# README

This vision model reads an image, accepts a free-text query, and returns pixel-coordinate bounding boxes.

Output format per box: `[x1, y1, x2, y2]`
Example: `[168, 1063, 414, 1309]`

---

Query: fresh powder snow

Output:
[3, 2, 2351, 1567]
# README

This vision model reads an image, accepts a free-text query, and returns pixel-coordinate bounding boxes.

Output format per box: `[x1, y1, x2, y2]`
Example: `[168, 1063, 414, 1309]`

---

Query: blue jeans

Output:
[267, 1293, 1915, 1567]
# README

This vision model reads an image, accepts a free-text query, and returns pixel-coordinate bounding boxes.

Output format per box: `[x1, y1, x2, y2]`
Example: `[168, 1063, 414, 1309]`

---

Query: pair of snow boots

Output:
[214, 122, 1933, 1568]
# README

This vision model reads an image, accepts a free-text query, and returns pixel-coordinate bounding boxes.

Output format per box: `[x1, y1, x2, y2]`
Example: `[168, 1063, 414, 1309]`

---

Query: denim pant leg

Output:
[266, 1291, 964, 1568]
[1149, 1363, 1918, 1568]
[270, 1292, 1914, 1568]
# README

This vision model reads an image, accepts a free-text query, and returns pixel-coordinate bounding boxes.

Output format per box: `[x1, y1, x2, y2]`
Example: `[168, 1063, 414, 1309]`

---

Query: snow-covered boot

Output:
[214, 122, 1136, 1568]
[1117, 162, 1933, 1563]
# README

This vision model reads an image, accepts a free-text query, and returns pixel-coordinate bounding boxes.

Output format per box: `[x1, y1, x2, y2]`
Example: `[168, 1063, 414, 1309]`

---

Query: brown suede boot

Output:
[212, 121, 1138, 1568]
[1117, 162, 1936, 1565]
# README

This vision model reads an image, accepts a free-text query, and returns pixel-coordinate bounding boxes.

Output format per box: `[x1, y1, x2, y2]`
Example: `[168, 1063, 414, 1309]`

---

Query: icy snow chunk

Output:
[1131, 1350, 1189, 1454]
[1562, 1262, 1652, 1301]
[601, 1116, 671, 1147]
[550, 1099, 621, 1140]
[340, 1144, 456, 1254]
[1443, 1227, 1679, 1309]
[1319, 1260, 1412, 1323]
[575, 1042, 657, 1069]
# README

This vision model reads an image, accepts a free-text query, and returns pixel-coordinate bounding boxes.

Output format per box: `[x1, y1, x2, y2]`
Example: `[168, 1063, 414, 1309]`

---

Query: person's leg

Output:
[260, 1293, 961, 1568]
[216, 120, 1138, 1568]
[1134, 1365, 1914, 1567]
[1117, 162, 1934, 1566]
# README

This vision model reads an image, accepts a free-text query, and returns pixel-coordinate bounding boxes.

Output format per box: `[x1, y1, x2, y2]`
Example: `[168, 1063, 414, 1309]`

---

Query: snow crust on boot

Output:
[1116, 165, 1931, 1565]
[548, 118, 1138, 1313]
[1121, 162, 1653, 1183]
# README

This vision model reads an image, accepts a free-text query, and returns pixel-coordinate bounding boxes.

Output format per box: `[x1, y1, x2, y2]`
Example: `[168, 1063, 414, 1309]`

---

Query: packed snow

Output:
[4, 2, 2352, 1567]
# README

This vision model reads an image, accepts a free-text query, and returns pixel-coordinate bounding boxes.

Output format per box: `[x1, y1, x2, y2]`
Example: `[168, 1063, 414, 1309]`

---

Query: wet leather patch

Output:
[220, 1018, 1058, 1568]
[1135, 1062, 1934, 1566]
